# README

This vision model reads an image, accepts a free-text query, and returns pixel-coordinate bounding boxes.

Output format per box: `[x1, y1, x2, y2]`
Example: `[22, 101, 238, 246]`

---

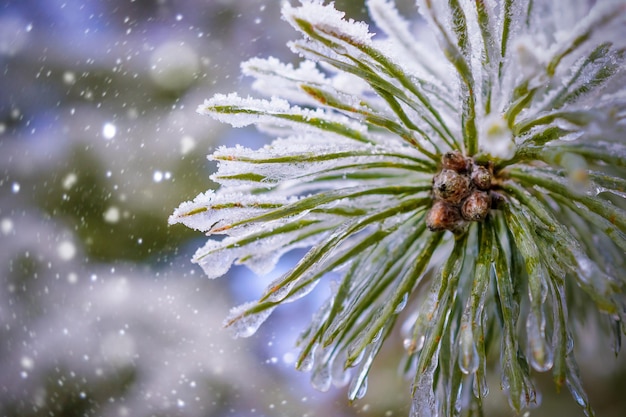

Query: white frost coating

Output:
[512, 35, 549, 81]
[243, 57, 325, 85]
[367, 0, 441, 78]
[243, 57, 327, 105]
[191, 214, 333, 279]
[212, 136, 373, 164]
[367, 0, 410, 41]
[197, 93, 368, 137]
[329, 70, 373, 98]
[282, 0, 374, 46]
[168, 189, 295, 233]
[197, 94, 290, 127]
[551, 1, 626, 55]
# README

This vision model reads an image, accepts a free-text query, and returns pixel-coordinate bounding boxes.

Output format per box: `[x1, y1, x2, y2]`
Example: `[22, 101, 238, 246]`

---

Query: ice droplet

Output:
[394, 292, 408, 313]
[311, 362, 332, 392]
[526, 312, 554, 372]
[458, 324, 478, 375]
[330, 350, 351, 388]
[473, 370, 489, 398]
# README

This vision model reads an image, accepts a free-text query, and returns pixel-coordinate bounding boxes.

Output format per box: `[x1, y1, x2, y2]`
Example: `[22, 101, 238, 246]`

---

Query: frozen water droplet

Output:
[473, 370, 489, 398]
[11, 182, 20, 193]
[458, 324, 478, 375]
[102, 122, 117, 140]
[526, 312, 553, 372]
[153, 170, 164, 182]
[394, 292, 408, 313]
[311, 362, 331, 392]
[330, 351, 350, 388]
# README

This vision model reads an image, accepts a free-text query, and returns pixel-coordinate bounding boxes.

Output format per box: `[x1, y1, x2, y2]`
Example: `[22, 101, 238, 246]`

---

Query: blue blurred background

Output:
[1, 1, 624, 416]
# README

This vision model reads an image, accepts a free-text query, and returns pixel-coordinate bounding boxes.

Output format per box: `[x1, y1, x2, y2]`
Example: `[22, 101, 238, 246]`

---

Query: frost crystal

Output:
[172, 0, 626, 416]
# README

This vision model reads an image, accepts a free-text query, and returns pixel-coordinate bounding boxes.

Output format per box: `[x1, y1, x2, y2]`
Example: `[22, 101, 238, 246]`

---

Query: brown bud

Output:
[432, 169, 471, 205]
[426, 201, 465, 232]
[442, 151, 469, 172]
[471, 165, 492, 190]
[461, 191, 491, 222]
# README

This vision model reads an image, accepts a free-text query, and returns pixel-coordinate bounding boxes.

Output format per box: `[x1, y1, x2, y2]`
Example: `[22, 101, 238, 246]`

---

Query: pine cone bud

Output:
[442, 151, 469, 172]
[432, 169, 471, 204]
[426, 201, 465, 232]
[461, 191, 491, 221]
[471, 165, 492, 190]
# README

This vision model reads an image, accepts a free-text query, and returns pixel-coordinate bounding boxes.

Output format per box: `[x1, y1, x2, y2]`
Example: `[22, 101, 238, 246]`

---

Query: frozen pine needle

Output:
[170, 0, 626, 415]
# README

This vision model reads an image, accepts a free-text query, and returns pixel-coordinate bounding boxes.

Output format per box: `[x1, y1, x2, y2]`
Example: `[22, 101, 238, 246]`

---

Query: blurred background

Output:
[0, 1, 624, 416]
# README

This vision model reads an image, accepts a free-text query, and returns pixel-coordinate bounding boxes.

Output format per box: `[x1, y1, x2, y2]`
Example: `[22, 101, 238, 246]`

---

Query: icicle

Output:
[565, 354, 595, 417]
[224, 302, 276, 338]
[330, 349, 351, 388]
[311, 347, 332, 392]
[349, 375, 368, 400]
[472, 371, 489, 399]
[526, 310, 554, 372]
[458, 317, 479, 375]
[410, 348, 439, 417]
